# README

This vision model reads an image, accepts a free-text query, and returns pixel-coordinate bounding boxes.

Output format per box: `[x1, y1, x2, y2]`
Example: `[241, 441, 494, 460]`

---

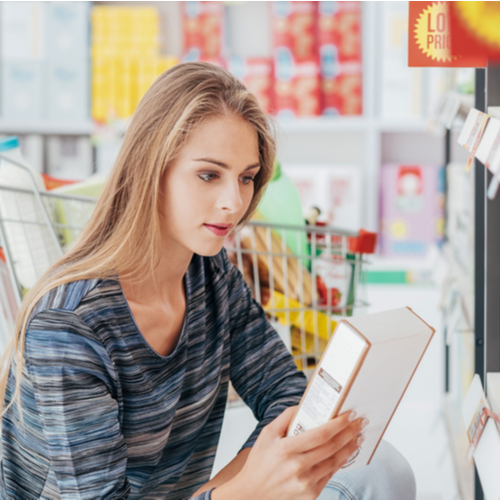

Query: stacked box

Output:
[0, 2, 45, 120]
[182, 1, 225, 65]
[379, 164, 445, 256]
[228, 57, 273, 114]
[318, 2, 362, 116]
[91, 6, 177, 123]
[271, 2, 320, 117]
[45, 3, 90, 122]
[46, 135, 93, 180]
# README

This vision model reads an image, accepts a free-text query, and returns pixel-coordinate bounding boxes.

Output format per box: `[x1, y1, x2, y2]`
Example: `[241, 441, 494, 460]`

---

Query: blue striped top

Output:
[0, 249, 307, 499]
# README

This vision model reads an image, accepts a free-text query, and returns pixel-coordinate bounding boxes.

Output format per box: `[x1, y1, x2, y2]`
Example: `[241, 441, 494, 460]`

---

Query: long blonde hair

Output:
[0, 62, 276, 415]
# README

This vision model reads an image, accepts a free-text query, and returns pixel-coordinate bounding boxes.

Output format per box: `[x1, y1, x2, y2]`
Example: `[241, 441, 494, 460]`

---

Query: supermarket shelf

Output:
[0, 121, 93, 136]
[276, 116, 428, 134]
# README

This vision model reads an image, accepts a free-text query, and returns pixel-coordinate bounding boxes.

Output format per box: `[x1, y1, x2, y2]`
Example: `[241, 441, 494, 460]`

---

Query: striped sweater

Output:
[0, 249, 307, 499]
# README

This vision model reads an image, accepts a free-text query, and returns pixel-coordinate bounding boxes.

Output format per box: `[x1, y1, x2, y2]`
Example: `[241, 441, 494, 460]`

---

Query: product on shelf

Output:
[46, 136, 93, 180]
[91, 6, 178, 124]
[228, 57, 273, 114]
[182, 1, 225, 61]
[318, 2, 362, 116]
[379, 163, 445, 256]
[271, 1, 317, 62]
[271, 2, 321, 117]
[282, 164, 363, 232]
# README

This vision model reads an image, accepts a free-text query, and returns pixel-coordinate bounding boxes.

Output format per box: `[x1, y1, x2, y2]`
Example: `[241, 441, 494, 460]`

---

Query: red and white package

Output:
[182, 2, 225, 61]
[228, 57, 273, 114]
[294, 59, 321, 117]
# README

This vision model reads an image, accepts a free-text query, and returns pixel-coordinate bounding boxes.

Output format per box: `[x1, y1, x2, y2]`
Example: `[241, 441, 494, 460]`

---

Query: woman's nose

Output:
[218, 179, 244, 213]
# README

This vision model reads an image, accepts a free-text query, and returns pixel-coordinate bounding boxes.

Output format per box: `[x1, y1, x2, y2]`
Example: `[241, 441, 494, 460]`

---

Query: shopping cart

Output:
[0, 151, 97, 347]
[0, 150, 376, 384]
[224, 220, 376, 394]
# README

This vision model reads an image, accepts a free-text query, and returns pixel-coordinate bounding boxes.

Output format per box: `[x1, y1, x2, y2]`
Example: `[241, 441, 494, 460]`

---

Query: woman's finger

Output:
[312, 432, 365, 482]
[284, 411, 357, 453]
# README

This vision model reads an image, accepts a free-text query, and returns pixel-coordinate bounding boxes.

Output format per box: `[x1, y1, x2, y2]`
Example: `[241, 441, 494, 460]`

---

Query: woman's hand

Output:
[212, 406, 368, 500]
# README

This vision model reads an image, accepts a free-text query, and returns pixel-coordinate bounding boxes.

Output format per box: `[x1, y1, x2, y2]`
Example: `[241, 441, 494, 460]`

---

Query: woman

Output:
[0, 63, 415, 499]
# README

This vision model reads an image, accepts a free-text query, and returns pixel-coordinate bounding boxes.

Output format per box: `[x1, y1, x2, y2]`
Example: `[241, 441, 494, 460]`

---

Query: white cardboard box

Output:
[1, 61, 43, 121]
[288, 307, 435, 470]
[45, 2, 89, 60]
[46, 135, 93, 180]
[46, 59, 89, 122]
[0, 2, 45, 60]
[282, 164, 362, 232]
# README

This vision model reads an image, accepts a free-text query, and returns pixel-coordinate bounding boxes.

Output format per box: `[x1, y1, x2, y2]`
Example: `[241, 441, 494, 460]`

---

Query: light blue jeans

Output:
[317, 441, 416, 500]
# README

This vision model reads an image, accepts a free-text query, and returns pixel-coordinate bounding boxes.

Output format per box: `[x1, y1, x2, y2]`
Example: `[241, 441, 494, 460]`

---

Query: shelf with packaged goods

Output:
[0, 121, 93, 136]
[275, 116, 429, 134]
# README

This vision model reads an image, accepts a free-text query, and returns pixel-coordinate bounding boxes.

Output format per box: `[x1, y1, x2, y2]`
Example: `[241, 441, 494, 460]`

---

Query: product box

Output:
[274, 56, 321, 118]
[46, 135, 93, 180]
[228, 57, 273, 114]
[45, 2, 89, 60]
[0, 2, 45, 60]
[288, 307, 435, 470]
[318, 2, 362, 116]
[47, 59, 89, 122]
[379, 164, 445, 256]
[18, 135, 44, 173]
[182, 1, 225, 61]
[1, 60, 43, 121]
[271, 1, 317, 62]
[282, 164, 363, 232]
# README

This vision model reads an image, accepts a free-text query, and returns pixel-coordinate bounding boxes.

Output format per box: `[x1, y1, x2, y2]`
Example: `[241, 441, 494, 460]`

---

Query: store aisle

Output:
[213, 283, 461, 500]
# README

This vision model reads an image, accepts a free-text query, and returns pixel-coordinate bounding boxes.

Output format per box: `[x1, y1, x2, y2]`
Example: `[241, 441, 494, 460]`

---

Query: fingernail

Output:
[360, 418, 369, 429]
[357, 434, 365, 446]
[348, 411, 357, 422]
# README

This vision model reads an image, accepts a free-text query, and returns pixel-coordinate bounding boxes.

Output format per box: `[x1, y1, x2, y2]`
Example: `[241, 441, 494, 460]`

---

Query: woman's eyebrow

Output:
[194, 157, 261, 171]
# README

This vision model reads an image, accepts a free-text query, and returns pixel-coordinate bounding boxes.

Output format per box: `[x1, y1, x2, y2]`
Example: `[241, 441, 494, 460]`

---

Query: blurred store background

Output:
[0, 2, 491, 499]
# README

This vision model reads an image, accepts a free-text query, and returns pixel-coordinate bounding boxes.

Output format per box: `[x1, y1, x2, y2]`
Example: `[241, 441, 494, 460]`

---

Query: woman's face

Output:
[161, 114, 261, 257]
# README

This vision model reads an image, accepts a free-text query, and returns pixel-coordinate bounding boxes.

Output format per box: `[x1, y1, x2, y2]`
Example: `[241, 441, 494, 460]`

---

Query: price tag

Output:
[466, 401, 500, 463]
[466, 113, 490, 172]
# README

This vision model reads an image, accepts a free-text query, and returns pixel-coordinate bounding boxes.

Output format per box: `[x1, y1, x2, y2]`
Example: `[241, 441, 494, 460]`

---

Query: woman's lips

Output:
[204, 224, 232, 237]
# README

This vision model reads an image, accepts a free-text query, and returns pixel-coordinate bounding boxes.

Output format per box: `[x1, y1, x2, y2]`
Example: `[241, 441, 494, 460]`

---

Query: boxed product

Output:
[46, 135, 93, 180]
[0, 2, 45, 60]
[182, 1, 225, 61]
[1, 61, 44, 121]
[228, 57, 273, 114]
[271, 1, 317, 62]
[274, 55, 321, 118]
[379, 164, 445, 256]
[282, 164, 363, 232]
[318, 2, 362, 116]
[45, 2, 90, 60]
[47, 59, 89, 122]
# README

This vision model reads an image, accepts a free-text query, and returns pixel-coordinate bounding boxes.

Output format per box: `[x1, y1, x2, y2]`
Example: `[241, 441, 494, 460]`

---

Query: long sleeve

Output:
[223, 251, 307, 449]
[24, 310, 130, 500]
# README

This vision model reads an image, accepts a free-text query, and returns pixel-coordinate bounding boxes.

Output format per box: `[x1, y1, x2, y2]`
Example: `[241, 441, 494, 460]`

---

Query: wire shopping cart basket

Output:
[224, 220, 376, 402]
[0, 151, 97, 347]
[0, 150, 376, 387]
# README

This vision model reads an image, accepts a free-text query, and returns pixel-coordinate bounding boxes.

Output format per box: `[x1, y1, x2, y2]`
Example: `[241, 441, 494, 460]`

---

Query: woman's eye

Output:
[240, 176, 255, 185]
[199, 173, 218, 182]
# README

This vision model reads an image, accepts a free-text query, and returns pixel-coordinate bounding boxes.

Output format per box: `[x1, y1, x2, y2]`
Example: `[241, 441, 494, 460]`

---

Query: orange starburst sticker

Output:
[414, 2, 453, 62]
[409, 1, 486, 67]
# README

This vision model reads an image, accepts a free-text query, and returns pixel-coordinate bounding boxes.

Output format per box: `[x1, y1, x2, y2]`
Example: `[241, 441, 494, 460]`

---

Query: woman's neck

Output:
[120, 242, 193, 306]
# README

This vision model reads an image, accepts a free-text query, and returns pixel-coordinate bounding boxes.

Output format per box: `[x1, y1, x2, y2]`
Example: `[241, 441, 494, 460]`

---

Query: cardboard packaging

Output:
[46, 135, 93, 180]
[318, 2, 362, 116]
[288, 307, 435, 470]
[379, 163, 445, 256]
[0, 2, 45, 60]
[1, 61, 44, 121]
[228, 57, 273, 114]
[47, 59, 89, 122]
[183, 1, 225, 61]
[45, 2, 90, 60]
[282, 164, 362, 232]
